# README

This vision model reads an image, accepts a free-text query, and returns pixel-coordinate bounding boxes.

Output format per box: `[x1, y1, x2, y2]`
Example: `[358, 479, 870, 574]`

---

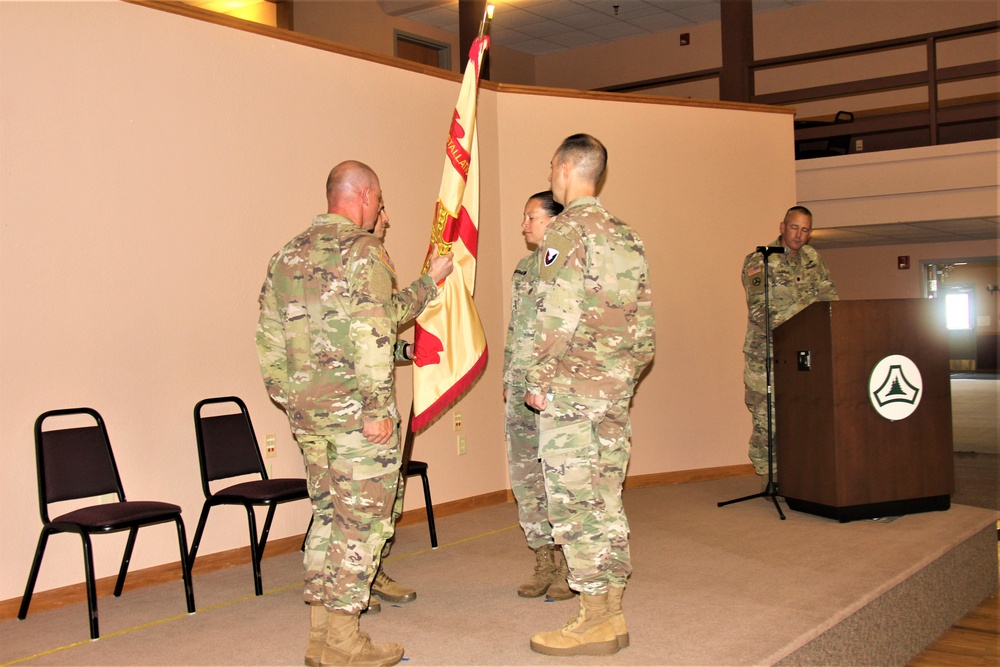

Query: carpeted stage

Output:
[2, 476, 996, 666]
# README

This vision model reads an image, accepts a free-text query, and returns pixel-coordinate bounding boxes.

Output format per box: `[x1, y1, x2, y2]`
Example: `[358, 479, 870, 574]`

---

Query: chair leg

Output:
[419, 470, 438, 548]
[114, 527, 139, 597]
[18, 529, 51, 620]
[245, 506, 263, 596]
[301, 516, 314, 552]
[187, 503, 212, 570]
[81, 533, 100, 640]
[174, 518, 196, 614]
[258, 504, 278, 557]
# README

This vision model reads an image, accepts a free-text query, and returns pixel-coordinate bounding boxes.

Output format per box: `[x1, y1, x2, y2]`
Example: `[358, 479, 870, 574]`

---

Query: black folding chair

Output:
[18, 408, 196, 639]
[405, 460, 438, 548]
[189, 396, 312, 596]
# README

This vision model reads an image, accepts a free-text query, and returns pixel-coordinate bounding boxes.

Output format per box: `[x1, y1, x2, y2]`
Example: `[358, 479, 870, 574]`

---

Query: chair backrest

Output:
[34, 408, 124, 522]
[193, 397, 267, 493]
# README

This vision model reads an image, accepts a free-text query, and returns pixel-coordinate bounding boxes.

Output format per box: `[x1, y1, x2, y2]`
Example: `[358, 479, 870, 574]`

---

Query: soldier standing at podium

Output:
[743, 205, 838, 485]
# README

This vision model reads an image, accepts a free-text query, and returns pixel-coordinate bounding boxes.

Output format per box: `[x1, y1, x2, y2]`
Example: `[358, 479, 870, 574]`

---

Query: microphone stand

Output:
[718, 246, 785, 520]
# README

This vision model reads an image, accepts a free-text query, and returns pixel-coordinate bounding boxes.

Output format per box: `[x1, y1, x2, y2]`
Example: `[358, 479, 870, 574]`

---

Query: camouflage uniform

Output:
[525, 196, 655, 596]
[742, 237, 837, 477]
[257, 213, 437, 614]
[503, 251, 552, 549]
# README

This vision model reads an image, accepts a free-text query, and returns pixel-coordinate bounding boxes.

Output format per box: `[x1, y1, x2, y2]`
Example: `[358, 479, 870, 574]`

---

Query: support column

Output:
[720, 0, 753, 102]
[458, 0, 490, 79]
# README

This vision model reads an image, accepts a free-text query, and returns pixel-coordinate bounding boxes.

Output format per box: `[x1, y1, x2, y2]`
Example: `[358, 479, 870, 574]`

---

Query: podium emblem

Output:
[868, 355, 922, 420]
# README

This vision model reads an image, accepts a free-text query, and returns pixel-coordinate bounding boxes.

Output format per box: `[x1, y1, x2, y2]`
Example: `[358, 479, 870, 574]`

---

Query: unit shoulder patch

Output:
[539, 233, 575, 283]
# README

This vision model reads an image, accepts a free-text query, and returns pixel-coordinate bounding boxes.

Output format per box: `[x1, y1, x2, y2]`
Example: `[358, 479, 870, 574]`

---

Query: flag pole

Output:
[401, 1, 495, 518]
[479, 4, 495, 39]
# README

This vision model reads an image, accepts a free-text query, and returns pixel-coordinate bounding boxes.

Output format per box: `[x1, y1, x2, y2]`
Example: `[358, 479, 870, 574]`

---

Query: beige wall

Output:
[0, 2, 794, 600]
[820, 241, 1000, 301]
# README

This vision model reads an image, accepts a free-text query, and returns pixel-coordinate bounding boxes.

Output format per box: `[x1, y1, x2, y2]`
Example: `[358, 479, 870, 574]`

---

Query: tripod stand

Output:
[719, 245, 786, 520]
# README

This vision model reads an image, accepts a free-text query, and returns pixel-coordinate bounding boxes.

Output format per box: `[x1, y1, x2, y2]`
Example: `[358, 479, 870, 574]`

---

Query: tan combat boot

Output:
[545, 547, 575, 601]
[370, 568, 416, 604]
[320, 610, 404, 667]
[305, 603, 328, 667]
[529, 593, 619, 656]
[518, 545, 557, 598]
[607, 586, 630, 648]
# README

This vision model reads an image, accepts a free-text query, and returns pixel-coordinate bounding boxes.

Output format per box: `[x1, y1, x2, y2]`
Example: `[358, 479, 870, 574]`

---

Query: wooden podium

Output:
[774, 299, 953, 522]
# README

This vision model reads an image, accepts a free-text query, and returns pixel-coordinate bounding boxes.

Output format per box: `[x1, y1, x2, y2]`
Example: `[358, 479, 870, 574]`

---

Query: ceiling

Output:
[809, 217, 1000, 250]
[382, 0, 821, 55]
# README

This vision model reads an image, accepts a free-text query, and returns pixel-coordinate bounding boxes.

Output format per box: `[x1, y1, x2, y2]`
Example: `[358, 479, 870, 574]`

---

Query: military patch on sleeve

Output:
[378, 247, 397, 276]
[539, 233, 574, 283]
[746, 262, 764, 294]
[370, 261, 392, 300]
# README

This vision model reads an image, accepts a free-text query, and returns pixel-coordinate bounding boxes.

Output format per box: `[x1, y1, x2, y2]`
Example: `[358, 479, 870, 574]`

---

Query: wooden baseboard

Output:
[624, 463, 756, 489]
[1, 464, 753, 621]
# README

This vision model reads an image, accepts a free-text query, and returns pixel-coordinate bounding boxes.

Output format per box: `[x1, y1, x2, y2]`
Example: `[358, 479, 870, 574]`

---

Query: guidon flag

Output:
[411, 22, 492, 433]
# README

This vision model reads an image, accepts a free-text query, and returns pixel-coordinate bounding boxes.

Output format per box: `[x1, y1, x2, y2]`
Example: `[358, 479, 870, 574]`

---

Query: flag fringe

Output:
[411, 347, 488, 433]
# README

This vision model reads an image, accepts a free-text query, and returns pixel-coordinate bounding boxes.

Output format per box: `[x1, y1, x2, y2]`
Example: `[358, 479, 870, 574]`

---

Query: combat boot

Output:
[370, 568, 416, 604]
[305, 603, 328, 667]
[607, 586, 630, 648]
[518, 545, 557, 598]
[320, 610, 404, 667]
[529, 593, 619, 656]
[544, 547, 574, 601]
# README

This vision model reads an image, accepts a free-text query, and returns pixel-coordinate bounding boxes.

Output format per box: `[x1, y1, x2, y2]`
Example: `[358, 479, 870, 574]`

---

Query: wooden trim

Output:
[793, 97, 999, 141]
[395, 489, 511, 527]
[754, 60, 999, 107]
[0, 536, 302, 621]
[938, 60, 1000, 84]
[751, 21, 1000, 71]
[493, 83, 793, 115]
[624, 464, 756, 489]
[1, 464, 753, 620]
[595, 68, 722, 94]
[754, 71, 930, 106]
[798, 93, 1000, 124]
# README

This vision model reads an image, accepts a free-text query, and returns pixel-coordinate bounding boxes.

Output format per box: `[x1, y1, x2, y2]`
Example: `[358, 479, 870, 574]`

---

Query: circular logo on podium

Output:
[868, 355, 923, 421]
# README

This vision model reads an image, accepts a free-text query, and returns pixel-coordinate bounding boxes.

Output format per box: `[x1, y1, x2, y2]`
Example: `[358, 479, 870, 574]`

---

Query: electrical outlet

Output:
[453, 412, 463, 430]
[855, 138, 863, 152]
[265, 434, 277, 458]
[457, 434, 467, 456]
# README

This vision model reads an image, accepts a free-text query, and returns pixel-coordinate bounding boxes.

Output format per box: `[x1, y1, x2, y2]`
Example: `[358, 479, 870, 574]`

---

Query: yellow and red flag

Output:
[411, 29, 491, 432]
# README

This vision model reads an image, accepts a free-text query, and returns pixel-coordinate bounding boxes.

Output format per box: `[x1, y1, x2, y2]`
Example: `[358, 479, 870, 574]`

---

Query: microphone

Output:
[756, 245, 789, 256]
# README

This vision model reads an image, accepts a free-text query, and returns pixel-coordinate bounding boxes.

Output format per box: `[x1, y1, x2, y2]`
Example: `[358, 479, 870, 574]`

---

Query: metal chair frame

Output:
[189, 396, 311, 596]
[18, 407, 196, 639]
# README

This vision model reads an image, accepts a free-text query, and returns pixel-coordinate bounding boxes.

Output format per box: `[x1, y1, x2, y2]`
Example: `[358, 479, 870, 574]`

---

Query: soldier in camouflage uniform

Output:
[524, 135, 655, 657]
[743, 205, 837, 484]
[256, 160, 452, 667]
[503, 191, 574, 603]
